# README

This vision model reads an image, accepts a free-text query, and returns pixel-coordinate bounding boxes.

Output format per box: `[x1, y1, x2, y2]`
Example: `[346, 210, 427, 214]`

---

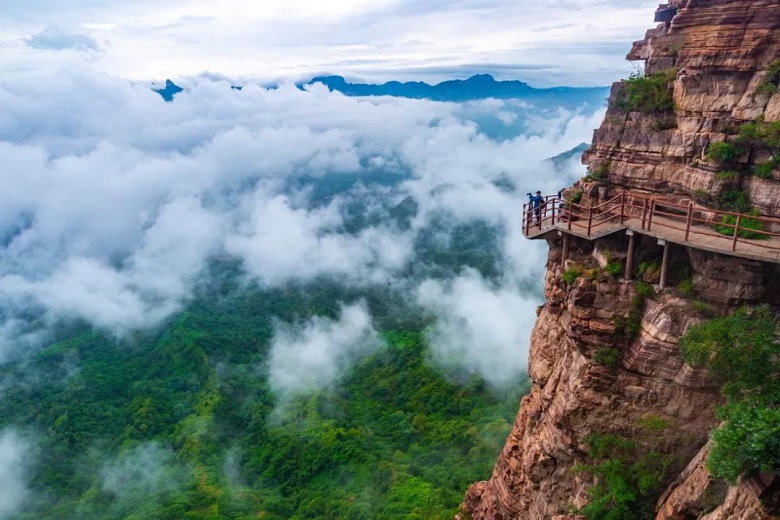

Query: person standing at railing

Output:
[527, 191, 545, 223]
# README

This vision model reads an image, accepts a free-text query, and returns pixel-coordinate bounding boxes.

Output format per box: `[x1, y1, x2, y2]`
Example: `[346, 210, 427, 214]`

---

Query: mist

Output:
[0, 429, 32, 520]
[268, 301, 382, 399]
[0, 69, 602, 388]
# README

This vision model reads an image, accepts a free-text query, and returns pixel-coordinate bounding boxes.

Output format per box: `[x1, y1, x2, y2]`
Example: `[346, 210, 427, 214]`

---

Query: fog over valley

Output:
[0, 69, 605, 518]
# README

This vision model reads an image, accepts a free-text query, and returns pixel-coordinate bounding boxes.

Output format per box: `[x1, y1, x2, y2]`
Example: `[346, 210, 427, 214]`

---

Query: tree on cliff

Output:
[680, 306, 780, 483]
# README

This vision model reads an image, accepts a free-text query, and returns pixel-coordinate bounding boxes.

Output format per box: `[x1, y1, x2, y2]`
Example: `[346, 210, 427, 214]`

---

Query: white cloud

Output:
[1, 1, 657, 86]
[24, 25, 99, 52]
[416, 270, 539, 389]
[100, 443, 184, 507]
[268, 302, 381, 398]
[0, 196, 222, 331]
[0, 430, 33, 520]
[0, 70, 601, 370]
[225, 191, 413, 286]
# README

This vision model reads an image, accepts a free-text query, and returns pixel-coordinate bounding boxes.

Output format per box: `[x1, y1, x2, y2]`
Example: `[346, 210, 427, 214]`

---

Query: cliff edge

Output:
[461, 1, 780, 519]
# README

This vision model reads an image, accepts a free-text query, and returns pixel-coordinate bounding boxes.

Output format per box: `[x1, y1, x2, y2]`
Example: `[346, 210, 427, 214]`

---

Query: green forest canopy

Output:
[0, 274, 528, 520]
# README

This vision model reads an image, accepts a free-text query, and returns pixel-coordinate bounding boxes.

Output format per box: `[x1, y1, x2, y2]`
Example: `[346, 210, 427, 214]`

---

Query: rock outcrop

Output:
[461, 1, 780, 518]
[461, 234, 721, 519]
[655, 441, 776, 520]
[585, 0, 780, 214]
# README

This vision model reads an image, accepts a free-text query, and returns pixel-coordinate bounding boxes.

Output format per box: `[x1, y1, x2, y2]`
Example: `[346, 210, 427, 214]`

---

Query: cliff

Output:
[461, 2, 780, 519]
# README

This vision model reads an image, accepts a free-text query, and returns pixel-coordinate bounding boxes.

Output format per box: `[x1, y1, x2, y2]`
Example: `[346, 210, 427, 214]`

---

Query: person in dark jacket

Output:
[528, 191, 545, 223]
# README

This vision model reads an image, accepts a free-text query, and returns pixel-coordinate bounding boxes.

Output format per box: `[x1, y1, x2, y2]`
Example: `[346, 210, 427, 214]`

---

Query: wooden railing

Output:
[522, 192, 780, 253]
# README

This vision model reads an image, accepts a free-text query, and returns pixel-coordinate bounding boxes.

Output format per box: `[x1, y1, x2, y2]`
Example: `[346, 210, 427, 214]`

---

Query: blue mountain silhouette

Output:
[154, 75, 607, 106]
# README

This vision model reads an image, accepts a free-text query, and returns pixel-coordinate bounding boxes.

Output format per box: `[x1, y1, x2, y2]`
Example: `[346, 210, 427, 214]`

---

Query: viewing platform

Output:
[523, 191, 780, 286]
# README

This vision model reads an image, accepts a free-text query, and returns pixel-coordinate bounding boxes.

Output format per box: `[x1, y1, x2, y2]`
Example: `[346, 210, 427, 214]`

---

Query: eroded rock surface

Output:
[462, 237, 720, 519]
[656, 441, 777, 520]
[461, 1, 780, 518]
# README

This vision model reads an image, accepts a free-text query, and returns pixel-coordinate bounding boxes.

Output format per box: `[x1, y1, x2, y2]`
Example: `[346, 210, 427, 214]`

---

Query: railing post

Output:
[659, 239, 670, 290]
[732, 213, 742, 251]
[684, 202, 693, 242]
[620, 192, 625, 224]
[568, 207, 572, 231]
[624, 230, 636, 281]
[562, 232, 571, 261]
[641, 198, 648, 230]
[524, 203, 529, 235]
[587, 205, 593, 236]
[551, 198, 556, 226]
[647, 199, 655, 231]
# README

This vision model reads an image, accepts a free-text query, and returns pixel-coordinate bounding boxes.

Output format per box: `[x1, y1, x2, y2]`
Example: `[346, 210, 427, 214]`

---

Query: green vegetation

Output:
[562, 266, 582, 285]
[634, 282, 655, 299]
[573, 433, 670, 520]
[700, 480, 729, 514]
[713, 170, 741, 181]
[718, 189, 751, 213]
[752, 161, 776, 179]
[695, 185, 767, 240]
[693, 189, 716, 207]
[624, 296, 644, 336]
[618, 283, 654, 339]
[636, 261, 660, 284]
[585, 162, 610, 182]
[737, 116, 780, 179]
[584, 267, 602, 281]
[680, 306, 780, 483]
[569, 189, 584, 204]
[706, 141, 745, 165]
[712, 208, 767, 240]
[635, 415, 673, 434]
[613, 70, 676, 114]
[707, 117, 780, 180]
[649, 114, 677, 132]
[753, 58, 780, 98]
[605, 262, 623, 277]
[593, 347, 620, 368]
[0, 278, 527, 519]
[677, 278, 694, 297]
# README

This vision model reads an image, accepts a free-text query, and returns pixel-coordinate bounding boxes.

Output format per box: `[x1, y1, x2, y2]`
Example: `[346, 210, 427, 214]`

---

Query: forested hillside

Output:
[0, 265, 527, 519]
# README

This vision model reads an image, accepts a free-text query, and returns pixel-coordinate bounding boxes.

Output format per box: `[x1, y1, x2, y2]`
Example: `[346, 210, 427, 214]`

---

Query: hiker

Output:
[528, 191, 545, 223]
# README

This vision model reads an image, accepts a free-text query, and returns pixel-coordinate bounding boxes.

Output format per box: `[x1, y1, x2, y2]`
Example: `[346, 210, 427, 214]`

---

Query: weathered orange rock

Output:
[655, 442, 777, 520]
[460, 1, 780, 518]
[460, 240, 720, 519]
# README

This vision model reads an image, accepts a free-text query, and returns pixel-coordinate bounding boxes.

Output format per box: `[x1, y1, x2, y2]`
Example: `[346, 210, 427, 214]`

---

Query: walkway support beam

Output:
[684, 202, 693, 241]
[659, 239, 670, 290]
[561, 232, 571, 262]
[625, 230, 636, 281]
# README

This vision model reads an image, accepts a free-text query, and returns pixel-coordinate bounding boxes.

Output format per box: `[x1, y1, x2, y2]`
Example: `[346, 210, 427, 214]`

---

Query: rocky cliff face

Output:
[461, 2, 780, 519]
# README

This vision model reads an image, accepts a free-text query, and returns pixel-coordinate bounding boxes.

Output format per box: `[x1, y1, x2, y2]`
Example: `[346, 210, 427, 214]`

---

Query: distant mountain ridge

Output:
[307, 74, 537, 101]
[154, 75, 608, 105]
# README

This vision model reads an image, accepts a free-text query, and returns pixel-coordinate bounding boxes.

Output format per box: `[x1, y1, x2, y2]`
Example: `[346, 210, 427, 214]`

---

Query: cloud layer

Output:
[417, 270, 543, 389]
[1, 1, 657, 85]
[24, 25, 99, 52]
[0, 70, 601, 388]
[269, 302, 382, 398]
[0, 430, 32, 520]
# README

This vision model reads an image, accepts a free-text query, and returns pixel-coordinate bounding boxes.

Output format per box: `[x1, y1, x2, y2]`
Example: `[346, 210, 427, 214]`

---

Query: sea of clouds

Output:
[0, 69, 603, 389]
[0, 69, 606, 516]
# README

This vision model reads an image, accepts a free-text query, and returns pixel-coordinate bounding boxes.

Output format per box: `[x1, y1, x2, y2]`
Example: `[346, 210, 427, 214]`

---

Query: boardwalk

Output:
[523, 192, 780, 265]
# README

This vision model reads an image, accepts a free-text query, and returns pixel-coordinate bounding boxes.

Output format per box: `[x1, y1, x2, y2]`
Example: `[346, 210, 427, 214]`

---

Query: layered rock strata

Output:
[586, 0, 780, 214]
[462, 234, 725, 519]
[462, 1, 780, 518]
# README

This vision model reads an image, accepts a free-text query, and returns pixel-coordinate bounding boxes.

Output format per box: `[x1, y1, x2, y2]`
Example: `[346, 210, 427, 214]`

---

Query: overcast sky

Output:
[1, 0, 658, 86]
